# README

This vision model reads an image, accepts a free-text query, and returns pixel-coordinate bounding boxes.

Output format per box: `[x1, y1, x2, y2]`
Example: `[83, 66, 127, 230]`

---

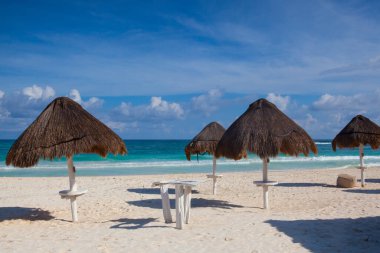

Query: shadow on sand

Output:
[361, 178, 380, 184]
[127, 198, 244, 209]
[109, 217, 168, 230]
[192, 198, 244, 209]
[0, 207, 54, 222]
[127, 188, 199, 195]
[344, 189, 380, 195]
[266, 216, 380, 253]
[127, 188, 175, 195]
[277, 182, 334, 188]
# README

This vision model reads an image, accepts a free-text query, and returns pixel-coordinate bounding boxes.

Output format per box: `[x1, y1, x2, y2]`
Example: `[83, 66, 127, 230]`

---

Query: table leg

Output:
[160, 185, 172, 223]
[175, 185, 185, 229]
[184, 186, 192, 224]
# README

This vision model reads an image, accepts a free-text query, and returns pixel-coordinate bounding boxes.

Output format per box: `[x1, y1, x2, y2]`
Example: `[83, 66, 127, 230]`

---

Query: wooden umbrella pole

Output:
[67, 156, 78, 222]
[359, 144, 365, 187]
[262, 158, 269, 209]
[67, 156, 77, 191]
[212, 155, 217, 195]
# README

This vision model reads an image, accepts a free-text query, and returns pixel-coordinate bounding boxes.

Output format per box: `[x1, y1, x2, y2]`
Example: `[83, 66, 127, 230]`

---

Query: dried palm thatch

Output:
[185, 122, 225, 160]
[6, 97, 127, 168]
[215, 98, 317, 160]
[332, 115, 380, 151]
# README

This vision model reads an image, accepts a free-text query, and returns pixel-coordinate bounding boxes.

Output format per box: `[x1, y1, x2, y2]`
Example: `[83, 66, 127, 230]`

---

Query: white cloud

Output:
[83, 97, 103, 108]
[0, 85, 56, 119]
[149, 96, 184, 118]
[0, 90, 6, 117]
[118, 102, 131, 116]
[191, 89, 223, 116]
[22, 85, 55, 100]
[175, 18, 268, 47]
[0, 109, 10, 118]
[69, 89, 82, 103]
[69, 89, 103, 109]
[313, 94, 333, 108]
[312, 93, 371, 111]
[44, 86, 55, 99]
[0, 86, 111, 138]
[106, 121, 139, 132]
[266, 93, 290, 111]
[320, 55, 380, 76]
[305, 91, 380, 137]
[107, 121, 127, 131]
[305, 113, 317, 127]
[110, 97, 184, 137]
[114, 97, 184, 121]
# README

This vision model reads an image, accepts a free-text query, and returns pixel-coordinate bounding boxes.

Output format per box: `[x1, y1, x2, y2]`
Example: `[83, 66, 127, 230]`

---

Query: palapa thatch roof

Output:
[6, 97, 127, 168]
[332, 115, 380, 151]
[215, 98, 317, 160]
[185, 122, 225, 160]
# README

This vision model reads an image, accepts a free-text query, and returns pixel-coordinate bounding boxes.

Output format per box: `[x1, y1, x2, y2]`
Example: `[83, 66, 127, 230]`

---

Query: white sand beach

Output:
[1, 167, 380, 253]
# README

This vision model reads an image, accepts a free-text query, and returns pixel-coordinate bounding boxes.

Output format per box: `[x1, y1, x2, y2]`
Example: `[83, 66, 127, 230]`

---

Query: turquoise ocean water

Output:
[0, 140, 379, 177]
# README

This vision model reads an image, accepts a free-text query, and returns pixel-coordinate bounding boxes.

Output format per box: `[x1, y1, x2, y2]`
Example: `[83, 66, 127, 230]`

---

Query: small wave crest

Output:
[2, 155, 380, 171]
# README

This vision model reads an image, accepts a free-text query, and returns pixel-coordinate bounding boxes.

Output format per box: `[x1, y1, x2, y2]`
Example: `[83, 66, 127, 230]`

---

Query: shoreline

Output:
[0, 165, 374, 178]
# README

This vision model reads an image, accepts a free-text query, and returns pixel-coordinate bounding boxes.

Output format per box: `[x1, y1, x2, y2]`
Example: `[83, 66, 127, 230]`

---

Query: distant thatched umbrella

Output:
[185, 122, 225, 160]
[185, 122, 225, 194]
[6, 97, 127, 222]
[332, 115, 380, 187]
[216, 98, 317, 209]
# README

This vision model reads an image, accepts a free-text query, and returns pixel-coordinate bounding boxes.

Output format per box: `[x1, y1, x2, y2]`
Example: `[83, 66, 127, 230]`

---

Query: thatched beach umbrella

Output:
[185, 122, 225, 194]
[332, 115, 380, 187]
[6, 97, 127, 222]
[215, 98, 317, 209]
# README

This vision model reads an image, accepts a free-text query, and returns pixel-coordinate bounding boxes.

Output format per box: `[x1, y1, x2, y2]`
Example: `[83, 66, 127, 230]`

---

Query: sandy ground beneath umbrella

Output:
[1, 167, 380, 253]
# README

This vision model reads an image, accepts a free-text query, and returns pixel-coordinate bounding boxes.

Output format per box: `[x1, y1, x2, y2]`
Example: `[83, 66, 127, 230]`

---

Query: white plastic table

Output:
[152, 180, 201, 229]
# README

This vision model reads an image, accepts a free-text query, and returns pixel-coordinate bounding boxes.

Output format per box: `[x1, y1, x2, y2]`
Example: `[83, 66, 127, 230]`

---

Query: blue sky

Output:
[1, 0, 380, 139]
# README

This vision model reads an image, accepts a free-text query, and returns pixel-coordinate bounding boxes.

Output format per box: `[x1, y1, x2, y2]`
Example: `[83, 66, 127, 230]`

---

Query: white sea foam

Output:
[2, 155, 380, 171]
[0, 166, 14, 170]
[273, 155, 380, 162]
